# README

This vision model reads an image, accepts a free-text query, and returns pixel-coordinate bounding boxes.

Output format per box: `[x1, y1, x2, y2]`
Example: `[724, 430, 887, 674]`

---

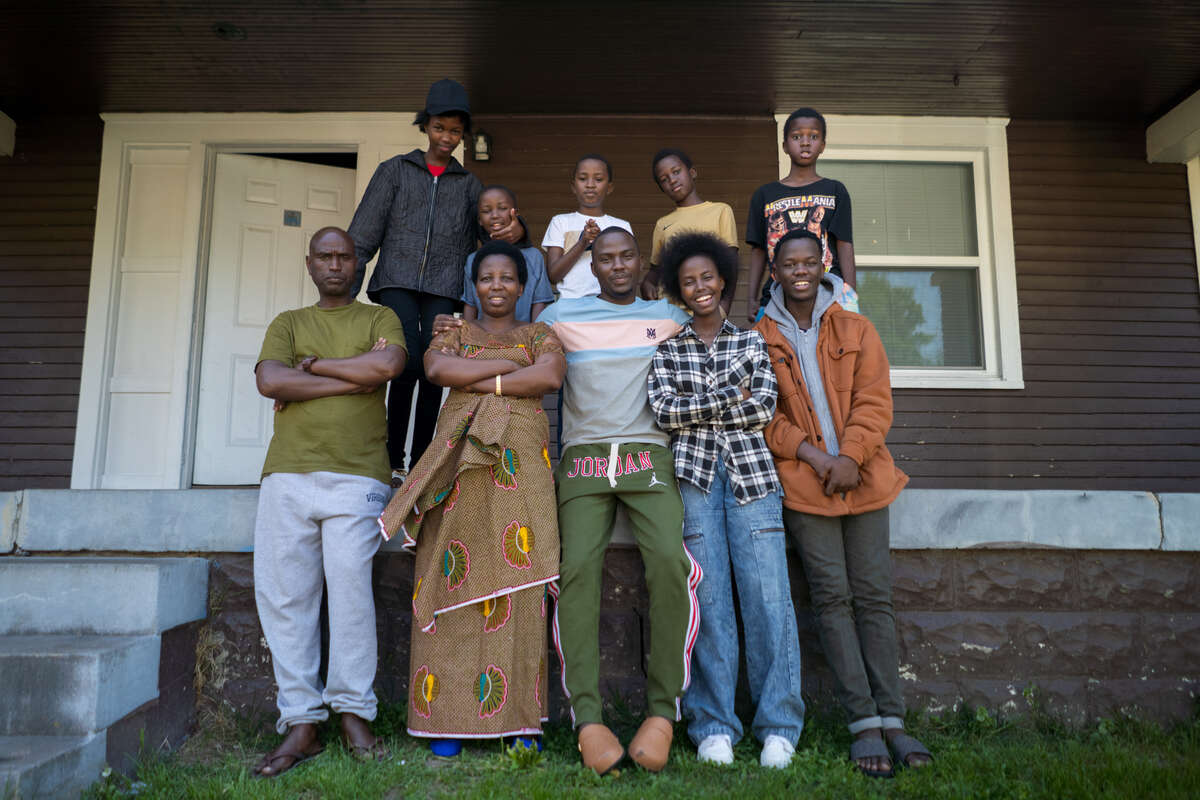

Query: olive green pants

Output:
[552, 442, 701, 727]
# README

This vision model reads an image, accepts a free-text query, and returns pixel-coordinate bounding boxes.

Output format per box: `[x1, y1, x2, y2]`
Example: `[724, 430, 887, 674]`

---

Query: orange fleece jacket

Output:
[754, 305, 908, 516]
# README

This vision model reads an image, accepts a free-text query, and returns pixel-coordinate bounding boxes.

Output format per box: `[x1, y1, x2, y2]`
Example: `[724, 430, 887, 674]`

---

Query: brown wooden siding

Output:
[1, 115, 1197, 493]
[470, 115, 1200, 492]
[468, 114, 776, 454]
[469, 114, 775, 307]
[0, 116, 101, 490]
[891, 121, 1200, 491]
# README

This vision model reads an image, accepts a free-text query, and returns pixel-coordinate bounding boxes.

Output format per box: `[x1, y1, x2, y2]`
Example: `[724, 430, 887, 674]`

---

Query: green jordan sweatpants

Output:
[551, 442, 702, 726]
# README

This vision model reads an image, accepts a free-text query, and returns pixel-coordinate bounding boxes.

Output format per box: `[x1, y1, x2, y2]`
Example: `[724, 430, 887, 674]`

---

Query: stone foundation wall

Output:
[200, 547, 1200, 729]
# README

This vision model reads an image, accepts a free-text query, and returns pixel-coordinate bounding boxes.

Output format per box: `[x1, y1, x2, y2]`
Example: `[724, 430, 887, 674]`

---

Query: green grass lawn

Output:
[87, 701, 1200, 800]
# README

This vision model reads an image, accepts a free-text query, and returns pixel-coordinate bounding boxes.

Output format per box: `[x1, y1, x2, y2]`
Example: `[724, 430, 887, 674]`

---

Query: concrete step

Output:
[0, 557, 207, 635]
[0, 636, 159, 736]
[0, 734, 106, 799]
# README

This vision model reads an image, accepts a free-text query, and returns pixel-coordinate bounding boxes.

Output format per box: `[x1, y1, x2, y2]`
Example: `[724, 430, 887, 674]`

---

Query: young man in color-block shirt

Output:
[536, 227, 701, 775]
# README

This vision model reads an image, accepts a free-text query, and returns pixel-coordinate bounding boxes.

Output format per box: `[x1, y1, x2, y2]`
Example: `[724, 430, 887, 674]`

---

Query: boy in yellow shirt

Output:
[640, 148, 738, 314]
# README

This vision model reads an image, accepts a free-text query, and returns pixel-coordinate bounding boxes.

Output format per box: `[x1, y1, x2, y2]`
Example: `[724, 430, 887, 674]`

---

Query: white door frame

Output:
[73, 113, 426, 489]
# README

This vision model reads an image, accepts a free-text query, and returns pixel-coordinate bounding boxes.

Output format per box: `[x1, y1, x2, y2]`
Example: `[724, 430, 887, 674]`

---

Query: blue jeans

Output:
[679, 459, 805, 746]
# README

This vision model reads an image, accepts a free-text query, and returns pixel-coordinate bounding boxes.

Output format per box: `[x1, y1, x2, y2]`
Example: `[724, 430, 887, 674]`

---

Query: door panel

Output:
[193, 153, 355, 485]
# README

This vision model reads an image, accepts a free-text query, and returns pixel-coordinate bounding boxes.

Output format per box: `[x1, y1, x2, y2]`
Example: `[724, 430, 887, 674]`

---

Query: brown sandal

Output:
[343, 734, 389, 762]
[253, 742, 324, 778]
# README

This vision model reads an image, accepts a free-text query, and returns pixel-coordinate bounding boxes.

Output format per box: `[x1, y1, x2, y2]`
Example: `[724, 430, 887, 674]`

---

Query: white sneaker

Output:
[760, 734, 794, 769]
[696, 734, 734, 765]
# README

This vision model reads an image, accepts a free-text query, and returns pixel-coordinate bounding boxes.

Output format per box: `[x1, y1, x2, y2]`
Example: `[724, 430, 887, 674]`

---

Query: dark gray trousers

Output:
[784, 506, 906, 733]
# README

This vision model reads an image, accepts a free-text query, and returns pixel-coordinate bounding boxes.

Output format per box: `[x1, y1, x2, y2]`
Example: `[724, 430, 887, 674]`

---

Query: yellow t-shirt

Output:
[257, 301, 407, 483]
[649, 201, 739, 266]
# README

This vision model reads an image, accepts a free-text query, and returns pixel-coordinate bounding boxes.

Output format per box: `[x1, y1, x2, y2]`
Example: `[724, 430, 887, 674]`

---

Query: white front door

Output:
[193, 153, 356, 485]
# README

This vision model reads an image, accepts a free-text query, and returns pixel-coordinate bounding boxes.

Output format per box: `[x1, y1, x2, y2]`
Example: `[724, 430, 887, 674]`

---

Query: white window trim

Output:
[1190, 157, 1200, 291]
[1145, 87, 1200, 294]
[774, 114, 1023, 389]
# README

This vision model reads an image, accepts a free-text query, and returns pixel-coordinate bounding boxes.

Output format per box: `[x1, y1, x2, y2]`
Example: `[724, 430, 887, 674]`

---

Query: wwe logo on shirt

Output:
[645, 327, 657, 340]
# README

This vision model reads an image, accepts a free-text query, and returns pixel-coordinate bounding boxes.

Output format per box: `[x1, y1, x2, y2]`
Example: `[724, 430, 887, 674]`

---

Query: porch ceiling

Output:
[3, 1, 1199, 121]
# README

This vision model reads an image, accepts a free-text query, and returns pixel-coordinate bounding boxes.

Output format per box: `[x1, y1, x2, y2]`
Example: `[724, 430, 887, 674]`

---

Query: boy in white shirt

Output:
[542, 154, 633, 298]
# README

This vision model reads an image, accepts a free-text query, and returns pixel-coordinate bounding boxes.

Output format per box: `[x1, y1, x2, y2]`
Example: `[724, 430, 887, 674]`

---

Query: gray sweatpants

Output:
[254, 470, 389, 733]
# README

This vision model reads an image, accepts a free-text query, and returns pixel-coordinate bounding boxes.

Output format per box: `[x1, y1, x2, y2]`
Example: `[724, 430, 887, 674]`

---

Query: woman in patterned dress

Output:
[378, 240, 565, 755]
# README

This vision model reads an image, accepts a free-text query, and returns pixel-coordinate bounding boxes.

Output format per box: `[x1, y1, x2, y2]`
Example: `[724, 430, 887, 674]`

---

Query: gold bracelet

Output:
[495, 374, 502, 396]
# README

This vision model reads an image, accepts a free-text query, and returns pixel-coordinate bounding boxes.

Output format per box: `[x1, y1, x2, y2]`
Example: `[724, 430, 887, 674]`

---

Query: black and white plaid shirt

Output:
[648, 318, 782, 504]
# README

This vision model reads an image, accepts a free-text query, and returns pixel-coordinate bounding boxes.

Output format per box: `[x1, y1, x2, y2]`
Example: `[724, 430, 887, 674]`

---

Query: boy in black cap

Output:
[349, 79, 522, 484]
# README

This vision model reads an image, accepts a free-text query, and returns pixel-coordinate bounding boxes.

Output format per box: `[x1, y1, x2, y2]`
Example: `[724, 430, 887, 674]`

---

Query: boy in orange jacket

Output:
[753, 228, 932, 778]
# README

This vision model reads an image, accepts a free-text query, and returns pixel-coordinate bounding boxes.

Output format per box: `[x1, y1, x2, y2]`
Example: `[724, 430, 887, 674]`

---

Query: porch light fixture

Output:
[473, 129, 493, 162]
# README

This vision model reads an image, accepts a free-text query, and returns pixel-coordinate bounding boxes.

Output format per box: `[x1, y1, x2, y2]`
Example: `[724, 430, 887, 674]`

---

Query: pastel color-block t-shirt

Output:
[537, 296, 690, 449]
[257, 301, 407, 483]
[541, 212, 633, 299]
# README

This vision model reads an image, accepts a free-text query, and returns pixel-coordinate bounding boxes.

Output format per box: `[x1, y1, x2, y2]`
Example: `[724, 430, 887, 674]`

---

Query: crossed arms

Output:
[256, 338, 407, 402]
[424, 340, 565, 397]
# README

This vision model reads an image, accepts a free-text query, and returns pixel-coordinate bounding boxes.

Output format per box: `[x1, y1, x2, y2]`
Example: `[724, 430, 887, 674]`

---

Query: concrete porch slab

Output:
[1161, 493, 1200, 551]
[0, 557, 208, 635]
[0, 635, 159, 736]
[3, 488, 1196, 552]
[0, 733, 106, 800]
[889, 489, 1163, 549]
[16, 488, 259, 552]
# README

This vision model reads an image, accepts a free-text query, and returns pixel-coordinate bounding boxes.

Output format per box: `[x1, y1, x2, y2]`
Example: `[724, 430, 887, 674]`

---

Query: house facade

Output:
[1, 1, 1199, 793]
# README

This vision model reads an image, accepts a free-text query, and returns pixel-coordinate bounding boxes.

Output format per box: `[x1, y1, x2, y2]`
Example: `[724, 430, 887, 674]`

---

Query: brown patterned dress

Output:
[379, 321, 562, 739]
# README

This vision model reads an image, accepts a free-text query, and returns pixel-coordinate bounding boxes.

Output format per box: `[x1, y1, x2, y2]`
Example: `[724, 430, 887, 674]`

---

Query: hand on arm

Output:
[824, 455, 861, 495]
[715, 343, 778, 430]
[424, 348, 518, 389]
[647, 350, 742, 430]
[256, 360, 372, 405]
[303, 339, 406, 386]
[464, 349, 565, 396]
[794, 442, 860, 496]
[431, 313, 465, 342]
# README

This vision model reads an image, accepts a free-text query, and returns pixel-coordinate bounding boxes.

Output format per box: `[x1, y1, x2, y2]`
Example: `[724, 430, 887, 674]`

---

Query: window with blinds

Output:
[822, 160, 984, 368]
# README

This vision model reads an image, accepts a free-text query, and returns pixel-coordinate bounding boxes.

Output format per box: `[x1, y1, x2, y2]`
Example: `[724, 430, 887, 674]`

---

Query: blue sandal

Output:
[850, 736, 894, 779]
[887, 732, 933, 768]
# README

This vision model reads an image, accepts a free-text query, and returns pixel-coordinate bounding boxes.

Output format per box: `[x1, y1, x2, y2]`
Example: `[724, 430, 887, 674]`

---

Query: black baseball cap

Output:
[425, 79, 470, 116]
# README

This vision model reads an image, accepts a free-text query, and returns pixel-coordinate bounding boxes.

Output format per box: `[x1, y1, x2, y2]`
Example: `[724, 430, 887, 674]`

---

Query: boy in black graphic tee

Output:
[745, 107, 859, 321]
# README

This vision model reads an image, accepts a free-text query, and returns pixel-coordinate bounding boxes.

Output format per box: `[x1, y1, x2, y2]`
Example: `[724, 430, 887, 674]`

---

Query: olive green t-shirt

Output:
[257, 301, 406, 483]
